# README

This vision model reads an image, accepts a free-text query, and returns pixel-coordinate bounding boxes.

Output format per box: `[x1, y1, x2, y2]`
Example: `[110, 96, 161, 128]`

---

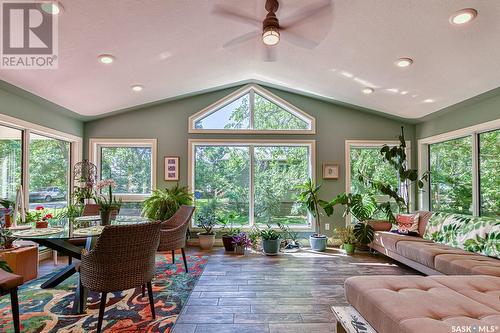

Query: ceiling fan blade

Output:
[281, 30, 318, 49]
[212, 4, 261, 27]
[223, 30, 260, 48]
[263, 46, 277, 62]
[280, 0, 333, 29]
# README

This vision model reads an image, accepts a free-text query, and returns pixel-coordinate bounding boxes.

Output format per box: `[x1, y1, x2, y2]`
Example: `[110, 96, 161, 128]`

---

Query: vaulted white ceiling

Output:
[1, 0, 500, 118]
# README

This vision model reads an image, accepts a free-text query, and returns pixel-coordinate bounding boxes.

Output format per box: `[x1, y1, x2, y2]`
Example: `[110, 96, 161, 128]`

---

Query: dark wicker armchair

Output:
[79, 221, 161, 333]
[158, 205, 195, 273]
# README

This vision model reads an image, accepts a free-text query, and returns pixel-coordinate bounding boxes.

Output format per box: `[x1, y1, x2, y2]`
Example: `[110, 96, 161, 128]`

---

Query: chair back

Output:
[158, 206, 194, 251]
[80, 221, 161, 293]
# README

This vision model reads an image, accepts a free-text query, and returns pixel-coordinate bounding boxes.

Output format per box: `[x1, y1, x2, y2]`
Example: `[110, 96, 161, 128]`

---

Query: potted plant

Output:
[297, 178, 328, 251]
[94, 179, 122, 225]
[195, 201, 217, 250]
[0, 199, 15, 228]
[219, 213, 241, 252]
[278, 223, 301, 252]
[259, 225, 281, 255]
[142, 184, 193, 221]
[339, 226, 357, 254]
[0, 223, 16, 251]
[232, 232, 252, 255]
[30, 206, 53, 228]
[323, 192, 377, 249]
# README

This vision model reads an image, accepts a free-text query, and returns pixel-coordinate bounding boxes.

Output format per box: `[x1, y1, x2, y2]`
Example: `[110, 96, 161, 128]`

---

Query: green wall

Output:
[416, 87, 500, 139]
[84, 84, 415, 232]
[0, 81, 83, 137]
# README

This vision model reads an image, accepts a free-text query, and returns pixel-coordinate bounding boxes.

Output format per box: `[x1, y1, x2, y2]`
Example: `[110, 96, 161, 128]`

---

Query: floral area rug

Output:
[0, 253, 208, 332]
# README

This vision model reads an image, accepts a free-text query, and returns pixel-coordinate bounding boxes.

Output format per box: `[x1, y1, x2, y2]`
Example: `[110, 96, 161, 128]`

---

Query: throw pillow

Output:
[395, 213, 420, 235]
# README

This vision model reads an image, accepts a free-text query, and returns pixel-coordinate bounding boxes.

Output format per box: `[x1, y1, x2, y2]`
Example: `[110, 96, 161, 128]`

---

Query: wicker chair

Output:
[79, 221, 161, 333]
[0, 269, 22, 333]
[158, 205, 195, 273]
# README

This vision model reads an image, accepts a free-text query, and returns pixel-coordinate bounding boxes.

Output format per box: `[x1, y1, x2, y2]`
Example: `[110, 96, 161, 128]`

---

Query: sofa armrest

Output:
[367, 220, 392, 231]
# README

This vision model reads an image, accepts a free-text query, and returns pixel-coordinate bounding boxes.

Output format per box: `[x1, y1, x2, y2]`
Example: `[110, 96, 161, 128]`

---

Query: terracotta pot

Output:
[198, 233, 215, 250]
[36, 221, 48, 228]
[222, 235, 235, 252]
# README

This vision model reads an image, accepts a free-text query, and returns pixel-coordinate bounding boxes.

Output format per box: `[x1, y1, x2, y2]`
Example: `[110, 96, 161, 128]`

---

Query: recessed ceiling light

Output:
[395, 58, 413, 68]
[386, 88, 399, 93]
[41, 1, 62, 15]
[400, 91, 409, 95]
[450, 8, 477, 25]
[362, 88, 374, 94]
[98, 54, 115, 64]
[423, 98, 434, 103]
[131, 84, 144, 92]
[341, 71, 354, 78]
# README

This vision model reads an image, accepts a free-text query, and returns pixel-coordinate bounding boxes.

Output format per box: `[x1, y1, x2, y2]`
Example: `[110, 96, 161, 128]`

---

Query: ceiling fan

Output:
[213, 0, 333, 61]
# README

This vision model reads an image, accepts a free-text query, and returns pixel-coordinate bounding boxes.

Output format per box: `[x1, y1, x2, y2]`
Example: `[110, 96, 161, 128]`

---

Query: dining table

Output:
[10, 215, 150, 314]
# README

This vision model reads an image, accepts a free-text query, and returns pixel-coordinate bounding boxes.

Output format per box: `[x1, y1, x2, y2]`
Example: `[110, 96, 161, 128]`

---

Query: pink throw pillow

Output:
[395, 213, 420, 234]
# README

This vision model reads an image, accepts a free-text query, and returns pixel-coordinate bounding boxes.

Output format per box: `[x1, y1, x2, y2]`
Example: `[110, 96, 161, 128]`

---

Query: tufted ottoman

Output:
[342, 275, 500, 333]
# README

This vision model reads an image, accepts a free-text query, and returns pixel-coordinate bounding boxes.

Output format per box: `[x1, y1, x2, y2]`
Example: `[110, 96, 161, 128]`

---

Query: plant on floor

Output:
[219, 213, 241, 252]
[338, 225, 357, 254]
[142, 184, 193, 221]
[359, 126, 429, 217]
[259, 225, 281, 255]
[278, 222, 301, 251]
[296, 178, 328, 251]
[232, 232, 252, 255]
[323, 192, 376, 246]
[196, 199, 218, 250]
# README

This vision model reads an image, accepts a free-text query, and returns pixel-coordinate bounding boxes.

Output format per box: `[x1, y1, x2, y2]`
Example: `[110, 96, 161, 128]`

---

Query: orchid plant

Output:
[94, 179, 122, 213]
[232, 232, 252, 248]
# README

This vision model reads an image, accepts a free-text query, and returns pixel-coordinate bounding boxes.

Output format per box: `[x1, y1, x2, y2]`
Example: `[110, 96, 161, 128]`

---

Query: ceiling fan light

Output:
[262, 26, 280, 46]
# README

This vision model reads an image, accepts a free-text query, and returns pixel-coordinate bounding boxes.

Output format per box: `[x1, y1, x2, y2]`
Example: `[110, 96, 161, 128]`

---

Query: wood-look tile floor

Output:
[173, 247, 420, 333]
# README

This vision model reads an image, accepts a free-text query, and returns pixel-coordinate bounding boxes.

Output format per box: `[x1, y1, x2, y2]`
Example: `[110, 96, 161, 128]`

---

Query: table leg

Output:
[40, 263, 77, 289]
[72, 276, 88, 314]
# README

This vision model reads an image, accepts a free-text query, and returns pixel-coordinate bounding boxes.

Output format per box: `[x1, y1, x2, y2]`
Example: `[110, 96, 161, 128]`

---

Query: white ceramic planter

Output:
[197, 233, 216, 250]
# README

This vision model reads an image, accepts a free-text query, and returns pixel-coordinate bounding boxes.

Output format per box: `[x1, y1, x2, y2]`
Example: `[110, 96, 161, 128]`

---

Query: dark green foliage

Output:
[259, 225, 281, 240]
[0, 260, 12, 273]
[297, 178, 328, 235]
[142, 184, 193, 221]
[353, 223, 375, 245]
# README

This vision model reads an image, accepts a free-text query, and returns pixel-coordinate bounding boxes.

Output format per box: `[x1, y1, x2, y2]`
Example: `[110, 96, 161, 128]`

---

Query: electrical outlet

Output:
[325, 223, 330, 231]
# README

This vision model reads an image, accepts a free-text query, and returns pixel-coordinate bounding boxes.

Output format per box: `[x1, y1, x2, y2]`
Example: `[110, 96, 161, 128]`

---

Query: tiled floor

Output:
[173, 247, 419, 333]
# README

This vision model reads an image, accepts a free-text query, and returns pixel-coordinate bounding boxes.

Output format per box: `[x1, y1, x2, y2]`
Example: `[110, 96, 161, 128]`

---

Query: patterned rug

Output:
[0, 253, 208, 333]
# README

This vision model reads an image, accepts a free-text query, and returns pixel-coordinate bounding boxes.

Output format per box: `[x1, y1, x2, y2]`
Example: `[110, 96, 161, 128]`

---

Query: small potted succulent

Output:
[259, 226, 281, 256]
[219, 213, 241, 252]
[339, 225, 357, 255]
[232, 232, 252, 255]
[196, 203, 217, 250]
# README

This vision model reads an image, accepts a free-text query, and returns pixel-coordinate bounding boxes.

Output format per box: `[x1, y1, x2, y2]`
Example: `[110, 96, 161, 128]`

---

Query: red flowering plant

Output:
[25, 206, 54, 224]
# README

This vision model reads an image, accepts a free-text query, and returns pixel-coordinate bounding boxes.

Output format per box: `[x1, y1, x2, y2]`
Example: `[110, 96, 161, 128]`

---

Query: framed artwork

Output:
[323, 163, 339, 179]
[164, 156, 179, 181]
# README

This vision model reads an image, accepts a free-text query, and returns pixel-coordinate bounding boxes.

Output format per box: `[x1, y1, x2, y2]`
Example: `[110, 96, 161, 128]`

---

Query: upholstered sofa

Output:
[369, 211, 500, 276]
[340, 275, 500, 333]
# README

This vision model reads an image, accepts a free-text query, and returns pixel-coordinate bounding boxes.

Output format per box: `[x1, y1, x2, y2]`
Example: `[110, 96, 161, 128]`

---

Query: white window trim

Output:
[89, 138, 157, 201]
[188, 84, 316, 134]
[0, 113, 82, 207]
[345, 140, 412, 225]
[188, 139, 316, 231]
[417, 118, 500, 215]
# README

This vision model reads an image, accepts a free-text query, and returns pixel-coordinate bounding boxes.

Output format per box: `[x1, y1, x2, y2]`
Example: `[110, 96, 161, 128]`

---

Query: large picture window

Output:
[89, 139, 157, 203]
[189, 140, 314, 229]
[419, 120, 499, 217]
[0, 125, 22, 202]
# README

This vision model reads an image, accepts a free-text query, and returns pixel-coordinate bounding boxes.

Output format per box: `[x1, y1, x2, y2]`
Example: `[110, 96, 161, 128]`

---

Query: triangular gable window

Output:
[189, 85, 315, 134]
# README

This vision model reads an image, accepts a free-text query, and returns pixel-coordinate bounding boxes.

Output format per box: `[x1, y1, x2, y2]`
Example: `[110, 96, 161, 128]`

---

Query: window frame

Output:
[188, 84, 316, 134]
[418, 118, 500, 216]
[345, 140, 412, 225]
[0, 113, 82, 209]
[188, 139, 316, 231]
[89, 138, 157, 202]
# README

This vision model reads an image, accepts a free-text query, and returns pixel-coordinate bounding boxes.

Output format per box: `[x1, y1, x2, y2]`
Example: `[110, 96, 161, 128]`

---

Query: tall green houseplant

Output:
[297, 178, 328, 251]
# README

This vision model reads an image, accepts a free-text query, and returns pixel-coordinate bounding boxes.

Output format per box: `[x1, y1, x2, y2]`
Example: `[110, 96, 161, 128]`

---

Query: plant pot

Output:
[262, 239, 280, 255]
[344, 243, 356, 255]
[198, 233, 215, 250]
[35, 221, 48, 229]
[100, 211, 111, 226]
[234, 245, 245, 255]
[222, 235, 235, 252]
[309, 235, 327, 252]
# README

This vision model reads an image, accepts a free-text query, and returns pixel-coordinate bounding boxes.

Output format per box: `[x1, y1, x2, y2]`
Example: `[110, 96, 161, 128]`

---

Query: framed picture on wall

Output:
[323, 163, 339, 179]
[164, 156, 179, 181]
